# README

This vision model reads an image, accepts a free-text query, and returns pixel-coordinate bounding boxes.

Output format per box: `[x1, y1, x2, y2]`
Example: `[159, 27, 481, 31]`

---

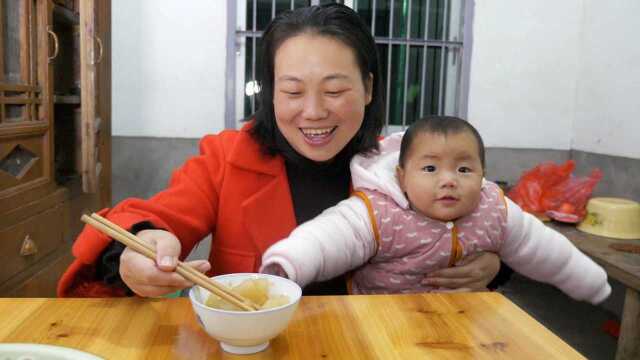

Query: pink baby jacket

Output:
[350, 182, 507, 294]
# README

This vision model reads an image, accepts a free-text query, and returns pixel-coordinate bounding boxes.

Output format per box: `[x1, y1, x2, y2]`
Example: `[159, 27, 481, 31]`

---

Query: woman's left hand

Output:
[421, 252, 500, 291]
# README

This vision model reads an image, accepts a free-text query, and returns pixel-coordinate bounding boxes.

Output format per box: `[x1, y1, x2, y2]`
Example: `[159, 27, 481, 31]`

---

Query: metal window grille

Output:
[226, 0, 470, 132]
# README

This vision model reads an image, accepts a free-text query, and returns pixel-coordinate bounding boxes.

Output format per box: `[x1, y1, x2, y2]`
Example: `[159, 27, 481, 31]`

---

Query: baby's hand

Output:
[260, 263, 289, 279]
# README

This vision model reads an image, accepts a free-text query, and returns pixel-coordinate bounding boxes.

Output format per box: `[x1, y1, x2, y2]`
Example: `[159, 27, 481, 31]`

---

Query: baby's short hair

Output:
[398, 116, 485, 170]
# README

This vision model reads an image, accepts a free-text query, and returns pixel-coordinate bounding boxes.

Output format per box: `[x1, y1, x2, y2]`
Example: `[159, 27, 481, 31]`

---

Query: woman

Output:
[58, 4, 503, 298]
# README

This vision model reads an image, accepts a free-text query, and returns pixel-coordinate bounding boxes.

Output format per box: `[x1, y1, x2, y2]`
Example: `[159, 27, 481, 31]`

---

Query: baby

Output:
[261, 116, 611, 304]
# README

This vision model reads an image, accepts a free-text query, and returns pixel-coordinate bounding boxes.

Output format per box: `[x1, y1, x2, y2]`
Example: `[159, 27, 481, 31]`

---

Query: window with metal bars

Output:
[226, 0, 469, 131]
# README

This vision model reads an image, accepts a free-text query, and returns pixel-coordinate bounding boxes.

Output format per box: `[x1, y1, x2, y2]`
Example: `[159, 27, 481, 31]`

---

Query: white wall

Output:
[468, 0, 639, 159]
[467, 0, 582, 150]
[112, 0, 227, 138]
[572, 0, 640, 158]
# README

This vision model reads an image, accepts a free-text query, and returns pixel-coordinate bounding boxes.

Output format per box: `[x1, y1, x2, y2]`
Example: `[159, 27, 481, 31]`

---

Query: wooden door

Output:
[79, 0, 99, 193]
[77, 0, 110, 205]
[94, 0, 111, 207]
[0, 0, 55, 213]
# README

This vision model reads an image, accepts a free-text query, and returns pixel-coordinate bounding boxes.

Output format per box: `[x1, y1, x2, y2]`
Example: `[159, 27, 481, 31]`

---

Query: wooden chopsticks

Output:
[80, 213, 259, 311]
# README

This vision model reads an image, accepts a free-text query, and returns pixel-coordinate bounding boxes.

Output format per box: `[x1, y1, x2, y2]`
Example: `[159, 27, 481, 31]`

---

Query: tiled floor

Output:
[499, 273, 620, 360]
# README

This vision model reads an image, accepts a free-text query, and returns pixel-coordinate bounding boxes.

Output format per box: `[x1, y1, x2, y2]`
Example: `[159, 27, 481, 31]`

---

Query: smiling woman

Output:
[249, 3, 385, 163]
[58, 4, 502, 300]
[272, 34, 372, 162]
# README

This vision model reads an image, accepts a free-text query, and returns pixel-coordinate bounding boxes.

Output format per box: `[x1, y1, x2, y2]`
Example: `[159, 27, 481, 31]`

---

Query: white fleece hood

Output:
[350, 132, 410, 209]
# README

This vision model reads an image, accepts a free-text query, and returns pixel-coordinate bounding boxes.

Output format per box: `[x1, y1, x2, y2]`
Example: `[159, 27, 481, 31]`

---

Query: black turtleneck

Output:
[275, 129, 352, 295]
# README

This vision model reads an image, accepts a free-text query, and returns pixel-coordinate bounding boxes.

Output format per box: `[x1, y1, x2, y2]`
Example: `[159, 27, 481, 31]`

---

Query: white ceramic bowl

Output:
[188, 273, 302, 355]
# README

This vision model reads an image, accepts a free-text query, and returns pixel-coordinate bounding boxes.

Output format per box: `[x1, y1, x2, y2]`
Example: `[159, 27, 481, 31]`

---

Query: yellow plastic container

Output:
[577, 197, 640, 239]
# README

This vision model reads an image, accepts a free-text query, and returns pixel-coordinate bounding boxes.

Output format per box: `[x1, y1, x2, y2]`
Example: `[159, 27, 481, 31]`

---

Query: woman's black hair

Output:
[248, 4, 385, 159]
[399, 116, 486, 170]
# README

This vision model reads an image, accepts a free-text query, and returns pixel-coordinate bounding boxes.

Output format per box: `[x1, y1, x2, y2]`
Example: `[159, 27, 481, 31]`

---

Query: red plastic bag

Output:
[507, 160, 575, 215]
[507, 160, 602, 221]
[541, 168, 603, 219]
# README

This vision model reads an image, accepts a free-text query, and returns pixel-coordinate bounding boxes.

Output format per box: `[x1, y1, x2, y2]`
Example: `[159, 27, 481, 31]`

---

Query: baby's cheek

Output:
[467, 192, 483, 213]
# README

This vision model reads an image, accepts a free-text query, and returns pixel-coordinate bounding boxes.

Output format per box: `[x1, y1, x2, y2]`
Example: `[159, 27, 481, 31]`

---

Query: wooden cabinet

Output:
[0, 0, 111, 296]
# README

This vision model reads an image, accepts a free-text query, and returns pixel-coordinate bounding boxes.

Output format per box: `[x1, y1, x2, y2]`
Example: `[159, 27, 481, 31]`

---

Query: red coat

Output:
[58, 124, 299, 297]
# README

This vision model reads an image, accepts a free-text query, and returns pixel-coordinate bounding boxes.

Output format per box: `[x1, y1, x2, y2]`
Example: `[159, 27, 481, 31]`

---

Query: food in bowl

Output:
[205, 278, 290, 311]
[189, 273, 302, 355]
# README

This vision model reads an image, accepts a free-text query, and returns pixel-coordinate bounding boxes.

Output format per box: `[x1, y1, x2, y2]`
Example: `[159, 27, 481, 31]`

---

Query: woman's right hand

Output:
[119, 229, 211, 297]
[421, 251, 500, 291]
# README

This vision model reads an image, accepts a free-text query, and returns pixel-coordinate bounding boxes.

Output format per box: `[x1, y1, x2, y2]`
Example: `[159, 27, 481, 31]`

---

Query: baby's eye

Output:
[283, 91, 301, 96]
[458, 166, 472, 173]
[422, 165, 436, 172]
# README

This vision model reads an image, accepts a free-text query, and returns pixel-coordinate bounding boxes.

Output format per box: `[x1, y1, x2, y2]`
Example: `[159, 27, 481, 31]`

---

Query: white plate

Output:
[0, 343, 103, 360]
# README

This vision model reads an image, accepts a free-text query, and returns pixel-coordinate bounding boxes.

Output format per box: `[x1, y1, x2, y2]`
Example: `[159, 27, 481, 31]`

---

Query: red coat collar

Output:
[227, 122, 284, 176]
[226, 122, 296, 255]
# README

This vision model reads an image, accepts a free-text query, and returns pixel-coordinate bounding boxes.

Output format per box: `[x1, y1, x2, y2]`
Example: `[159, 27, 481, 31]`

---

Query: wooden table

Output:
[550, 223, 640, 360]
[0, 293, 583, 359]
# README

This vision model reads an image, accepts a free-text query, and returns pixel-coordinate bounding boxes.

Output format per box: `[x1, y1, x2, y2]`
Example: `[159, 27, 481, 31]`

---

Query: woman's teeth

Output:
[301, 127, 334, 137]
